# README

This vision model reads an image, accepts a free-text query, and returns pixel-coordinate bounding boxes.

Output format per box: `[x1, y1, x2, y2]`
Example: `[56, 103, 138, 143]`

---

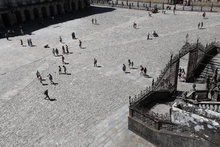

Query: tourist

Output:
[122, 64, 126, 72]
[144, 67, 147, 76]
[66, 45, 69, 54]
[94, 58, 97, 67]
[59, 36, 62, 43]
[47, 74, 54, 84]
[94, 19, 97, 25]
[27, 39, 30, 46]
[44, 89, 50, 100]
[79, 40, 82, 48]
[140, 65, 144, 75]
[92, 18, 94, 24]
[152, 31, 158, 37]
[20, 39, 23, 46]
[128, 59, 131, 68]
[55, 48, 59, 56]
[201, 22, 203, 28]
[62, 46, 65, 54]
[173, 6, 176, 14]
[36, 70, 42, 83]
[5, 33, 9, 40]
[131, 61, 134, 68]
[202, 12, 206, 18]
[62, 55, 65, 64]
[152, 79, 154, 87]
[59, 66, 62, 74]
[147, 33, 150, 40]
[198, 22, 200, 29]
[52, 48, 55, 56]
[30, 39, 33, 46]
[63, 65, 67, 74]
[72, 32, 76, 39]
[133, 22, 137, 29]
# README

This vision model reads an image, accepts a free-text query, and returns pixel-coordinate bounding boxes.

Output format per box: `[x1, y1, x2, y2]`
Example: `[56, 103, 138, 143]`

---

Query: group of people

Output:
[92, 18, 98, 25]
[20, 39, 33, 47]
[198, 22, 204, 29]
[178, 67, 186, 82]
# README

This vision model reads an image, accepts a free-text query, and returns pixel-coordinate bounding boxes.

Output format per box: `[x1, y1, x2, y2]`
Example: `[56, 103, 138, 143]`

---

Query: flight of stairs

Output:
[196, 54, 220, 83]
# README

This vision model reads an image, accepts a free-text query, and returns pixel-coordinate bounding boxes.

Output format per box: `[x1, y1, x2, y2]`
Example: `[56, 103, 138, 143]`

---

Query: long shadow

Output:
[0, 6, 115, 38]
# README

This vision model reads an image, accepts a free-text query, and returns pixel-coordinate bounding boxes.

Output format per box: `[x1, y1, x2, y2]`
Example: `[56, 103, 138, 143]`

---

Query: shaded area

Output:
[0, 6, 115, 38]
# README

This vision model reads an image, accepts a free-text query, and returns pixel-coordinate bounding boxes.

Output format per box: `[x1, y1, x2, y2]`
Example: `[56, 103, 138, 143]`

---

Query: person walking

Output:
[122, 64, 126, 72]
[48, 74, 54, 84]
[63, 65, 67, 74]
[20, 39, 23, 46]
[59, 66, 62, 74]
[62, 46, 65, 54]
[79, 40, 82, 48]
[59, 36, 62, 43]
[61, 55, 65, 64]
[198, 22, 201, 29]
[44, 89, 50, 100]
[94, 58, 97, 67]
[55, 48, 59, 56]
[66, 45, 69, 54]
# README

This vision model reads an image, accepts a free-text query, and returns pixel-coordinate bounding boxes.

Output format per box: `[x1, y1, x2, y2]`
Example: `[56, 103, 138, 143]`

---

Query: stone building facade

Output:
[0, 0, 90, 28]
[127, 0, 220, 6]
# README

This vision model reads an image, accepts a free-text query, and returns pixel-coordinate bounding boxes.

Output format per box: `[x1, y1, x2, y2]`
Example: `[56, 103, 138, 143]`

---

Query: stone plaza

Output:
[1, 5, 220, 146]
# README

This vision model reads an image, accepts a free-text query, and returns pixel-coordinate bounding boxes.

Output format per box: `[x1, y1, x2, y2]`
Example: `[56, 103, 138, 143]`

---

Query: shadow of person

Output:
[49, 98, 57, 101]
[42, 83, 48, 86]
[125, 71, 131, 74]
[66, 73, 71, 75]
[130, 67, 138, 69]
[81, 47, 86, 49]
[97, 65, 102, 68]
[52, 82, 58, 85]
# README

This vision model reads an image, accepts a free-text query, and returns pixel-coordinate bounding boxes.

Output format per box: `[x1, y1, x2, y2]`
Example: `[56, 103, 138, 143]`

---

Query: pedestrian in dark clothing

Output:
[144, 67, 147, 75]
[62, 55, 65, 64]
[94, 58, 97, 67]
[122, 64, 126, 72]
[66, 45, 69, 54]
[201, 22, 203, 28]
[48, 74, 54, 84]
[20, 39, 23, 46]
[79, 40, 82, 48]
[62, 46, 65, 54]
[44, 89, 50, 100]
[63, 65, 67, 74]
[198, 22, 200, 29]
[72, 32, 76, 39]
[131, 61, 134, 68]
[59, 36, 62, 43]
[128, 59, 131, 68]
[55, 48, 59, 56]
[59, 66, 62, 74]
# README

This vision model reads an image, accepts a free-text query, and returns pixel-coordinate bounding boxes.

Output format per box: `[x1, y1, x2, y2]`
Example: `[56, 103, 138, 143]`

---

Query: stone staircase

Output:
[196, 54, 220, 83]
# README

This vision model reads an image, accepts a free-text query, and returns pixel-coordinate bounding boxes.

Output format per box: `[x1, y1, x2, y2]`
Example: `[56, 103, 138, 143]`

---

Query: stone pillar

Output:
[0, 14, 4, 28]
[45, 6, 51, 17]
[53, 4, 58, 16]
[75, 1, 79, 11]
[8, 12, 17, 26]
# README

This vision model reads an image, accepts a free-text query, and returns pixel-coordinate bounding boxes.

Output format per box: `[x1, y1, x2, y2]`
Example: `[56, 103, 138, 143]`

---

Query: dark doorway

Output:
[64, 3, 69, 13]
[1, 13, 11, 27]
[41, 7, 47, 19]
[71, 2, 76, 11]
[15, 11, 23, 23]
[84, 0, 89, 7]
[49, 5, 55, 16]
[78, 1, 82, 10]
[24, 10, 31, 21]
[57, 4, 62, 15]
[33, 8, 39, 19]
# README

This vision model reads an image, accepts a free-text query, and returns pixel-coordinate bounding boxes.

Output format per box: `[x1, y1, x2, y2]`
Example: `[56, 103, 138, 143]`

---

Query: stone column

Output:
[8, 12, 17, 26]
[0, 14, 4, 28]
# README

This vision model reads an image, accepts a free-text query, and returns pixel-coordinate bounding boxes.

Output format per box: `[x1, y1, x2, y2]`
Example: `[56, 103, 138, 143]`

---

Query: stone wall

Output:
[128, 116, 218, 147]
[0, 0, 90, 28]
